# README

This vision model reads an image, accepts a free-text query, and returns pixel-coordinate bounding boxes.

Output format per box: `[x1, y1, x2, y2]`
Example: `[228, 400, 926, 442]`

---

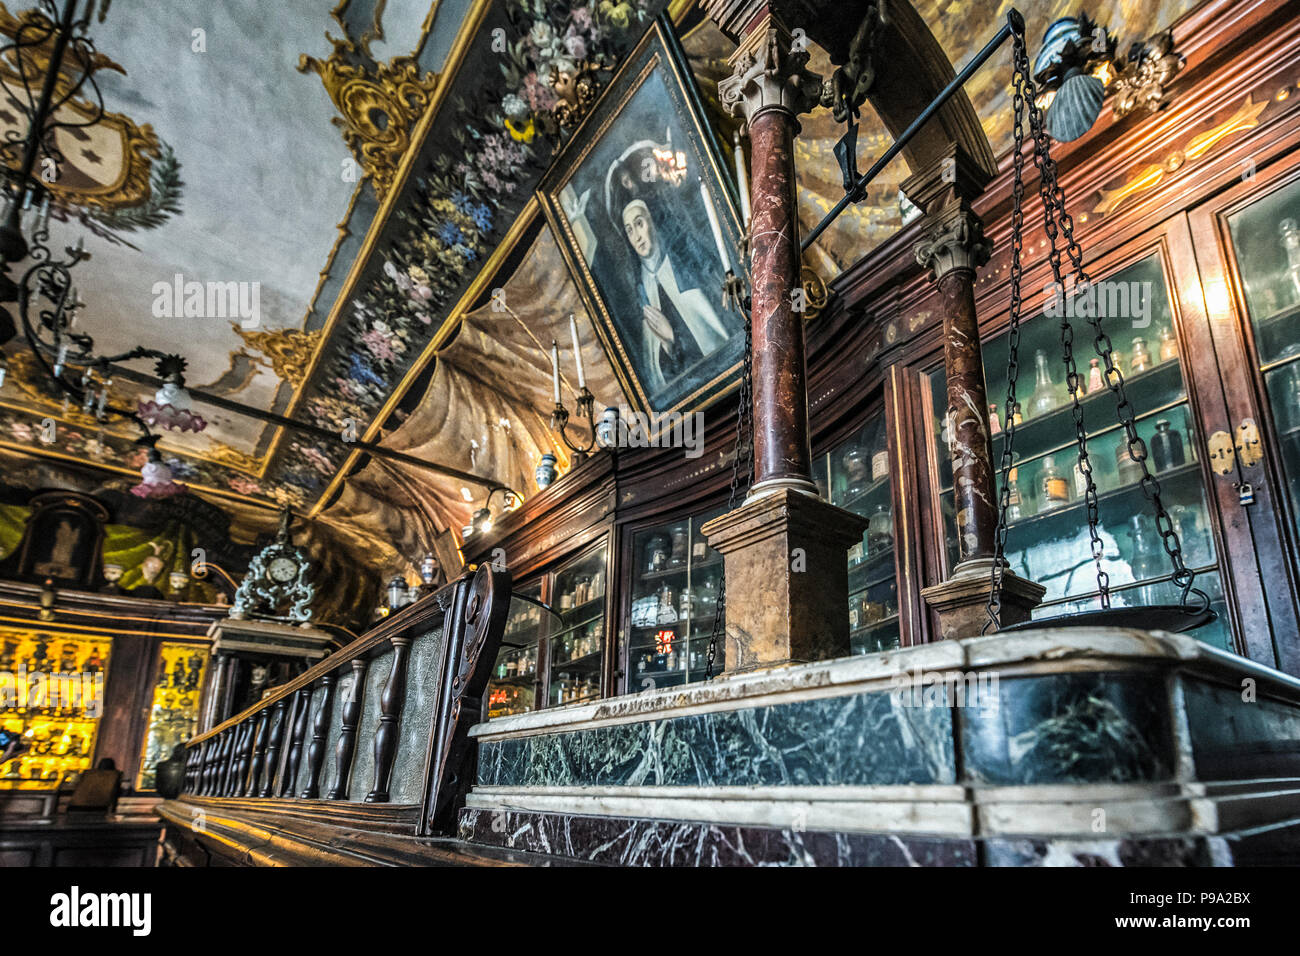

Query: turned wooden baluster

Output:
[367, 635, 412, 803]
[199, 739, 215, 795]
[212, 732, 231, 796]
[246, 712, 270, 797]
[327, 659, 369, 800]
[214, 727, 232, 796]
[220, 728, 241, 796]
[259, 698, 289, 797]
[205, 735, 220, 796]
[300, 673, 336, 799]
[234, 719, 256, 796]
[281, 686, 312, 797]
[218, 725, 239, 796]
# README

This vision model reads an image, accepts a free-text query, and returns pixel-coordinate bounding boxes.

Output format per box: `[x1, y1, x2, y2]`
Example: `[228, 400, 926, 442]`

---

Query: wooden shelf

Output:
[836, 472, 890, 513]
[999, 460, 1201, 536]
[549, 651, 602, 673]
[850, 614, 899, 639]
[487, 671, 537, 687]
[635, 558, 721, 583]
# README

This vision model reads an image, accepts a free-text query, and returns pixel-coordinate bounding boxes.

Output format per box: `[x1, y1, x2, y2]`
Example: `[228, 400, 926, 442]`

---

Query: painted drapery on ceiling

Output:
[325, 225, 627, 564]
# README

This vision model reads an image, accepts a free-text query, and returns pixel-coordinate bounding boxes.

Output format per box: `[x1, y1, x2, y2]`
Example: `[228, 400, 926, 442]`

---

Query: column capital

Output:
[914, 205, 992, 281]
[719, 17, 823, 125]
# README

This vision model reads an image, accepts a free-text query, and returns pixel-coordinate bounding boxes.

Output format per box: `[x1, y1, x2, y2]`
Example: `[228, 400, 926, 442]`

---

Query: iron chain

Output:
[988, 18, 1207, 626]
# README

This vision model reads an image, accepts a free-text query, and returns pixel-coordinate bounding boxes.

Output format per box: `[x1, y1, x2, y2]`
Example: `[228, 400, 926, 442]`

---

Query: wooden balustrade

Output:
[161, 564, 512, 863]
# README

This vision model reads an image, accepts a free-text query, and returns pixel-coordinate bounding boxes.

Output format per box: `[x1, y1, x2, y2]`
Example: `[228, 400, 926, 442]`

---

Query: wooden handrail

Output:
[174, 563, 513, 839]
[189, 577, 459, 746]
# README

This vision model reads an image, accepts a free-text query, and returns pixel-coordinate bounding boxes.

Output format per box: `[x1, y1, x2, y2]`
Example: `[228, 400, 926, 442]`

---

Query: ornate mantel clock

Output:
[229, 508, 315, 623]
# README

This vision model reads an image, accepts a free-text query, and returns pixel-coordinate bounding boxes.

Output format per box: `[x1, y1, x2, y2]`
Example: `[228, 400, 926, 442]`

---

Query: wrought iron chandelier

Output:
[0, 0, 203, 461]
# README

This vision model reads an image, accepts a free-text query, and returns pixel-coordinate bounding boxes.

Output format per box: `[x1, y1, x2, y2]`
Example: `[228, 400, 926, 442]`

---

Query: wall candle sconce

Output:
[549, 320, 601, 465]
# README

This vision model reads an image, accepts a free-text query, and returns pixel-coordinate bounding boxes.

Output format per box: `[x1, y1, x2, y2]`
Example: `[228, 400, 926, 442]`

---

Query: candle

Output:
[550, 340, 561, 404]
[569, 313, 586, 388]
[700, 177, 730, 272]
[733, 129, 751, 227]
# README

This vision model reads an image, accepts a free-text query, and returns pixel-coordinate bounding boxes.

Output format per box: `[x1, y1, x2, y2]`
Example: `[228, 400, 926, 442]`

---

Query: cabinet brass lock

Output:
[1207, 430, 1236, 476]
[1235, 418, 1263, 469]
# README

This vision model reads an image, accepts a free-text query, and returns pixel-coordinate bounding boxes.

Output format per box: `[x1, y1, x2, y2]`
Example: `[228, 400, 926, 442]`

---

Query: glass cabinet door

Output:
[547, 548, 607, 707]
[626, 506, 725, 691]
[486, 581, 545, 719]
[925, 253, 1234, 651]
[1227, 177, 1300, 533]
[1186, 164, 1300, 672]
[814, 414, 901, 654]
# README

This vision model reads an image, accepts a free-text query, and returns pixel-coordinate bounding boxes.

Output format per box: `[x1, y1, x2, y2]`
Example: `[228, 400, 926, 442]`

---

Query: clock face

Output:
[268, 556, 299, 583]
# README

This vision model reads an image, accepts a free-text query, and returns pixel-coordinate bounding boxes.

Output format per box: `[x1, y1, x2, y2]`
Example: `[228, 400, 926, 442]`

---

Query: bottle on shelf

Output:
[1087, 358, 1104, 393]
[1107, 351, 1125, 387]
[1073, 458, 1090, 498]
[1130, 336, 1153, 374]
[867, 504, 893, 554]
[1157, 325, 1179, 363]
[842, 445, 869, 499]
[1038, 455, 1070, 510]
[1279, 363, 1300, 433]
[870, 435, 889, 482]
[1006, 467, 1023, 522]
[1065, 369, 1086, 403]
[669, 528, 689, 567]
[1281, 218, 1300, 304]
[1150, 419, 1186, 472]
[1127, 514, 1166, 594]
[1030, 349, 1058, 418]
[1012, 403, 1024, 427]
[1115, 438, 1144, 486]
[988, 403, 1001, 436]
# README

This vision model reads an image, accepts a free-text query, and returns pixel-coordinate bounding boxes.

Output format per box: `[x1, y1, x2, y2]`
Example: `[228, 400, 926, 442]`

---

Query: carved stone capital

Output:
[718, 19, 823, 125]
[914, 207, 992, 281]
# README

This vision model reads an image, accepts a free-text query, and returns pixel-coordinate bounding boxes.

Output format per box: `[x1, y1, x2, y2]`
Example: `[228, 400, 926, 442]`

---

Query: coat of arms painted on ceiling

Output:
[0, 2, 183, 248]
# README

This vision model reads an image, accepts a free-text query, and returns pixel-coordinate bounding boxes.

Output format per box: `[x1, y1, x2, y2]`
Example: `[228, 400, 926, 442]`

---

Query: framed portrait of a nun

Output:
[538, 16, 745, 423]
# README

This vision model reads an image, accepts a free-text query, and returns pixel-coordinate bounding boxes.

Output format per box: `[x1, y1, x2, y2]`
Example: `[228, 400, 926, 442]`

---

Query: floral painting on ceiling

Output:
[274, 0, 667, 506]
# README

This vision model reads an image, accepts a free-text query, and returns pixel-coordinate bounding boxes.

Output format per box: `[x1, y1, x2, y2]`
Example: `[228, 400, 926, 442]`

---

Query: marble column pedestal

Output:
[921, 558, 1045, 640]
[701, 488, 869, 672]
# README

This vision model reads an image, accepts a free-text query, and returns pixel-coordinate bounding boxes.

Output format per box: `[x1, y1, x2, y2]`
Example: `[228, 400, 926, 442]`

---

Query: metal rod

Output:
[106, 363, 514, 495]
[801, 13, 1018, 252]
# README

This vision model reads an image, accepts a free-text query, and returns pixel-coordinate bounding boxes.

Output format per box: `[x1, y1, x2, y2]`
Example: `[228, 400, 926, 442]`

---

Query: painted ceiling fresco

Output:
[325, 225, 628, 564]
[0, 0, 464, 509]
[0, 0, 1210, 580]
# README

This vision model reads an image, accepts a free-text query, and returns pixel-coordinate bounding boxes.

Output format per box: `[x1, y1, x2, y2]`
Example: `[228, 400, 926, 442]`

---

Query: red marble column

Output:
[748, 106, 814, 492]
[937, 267, 996, 563]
